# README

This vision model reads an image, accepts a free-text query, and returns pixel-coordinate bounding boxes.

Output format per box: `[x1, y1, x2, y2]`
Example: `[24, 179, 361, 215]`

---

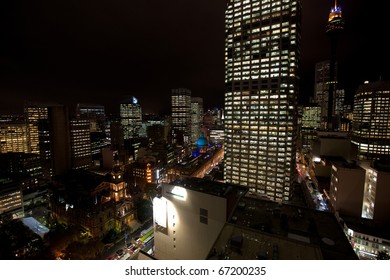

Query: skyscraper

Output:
[171, 88, 191, 145]
[25, 103, 71, 178]
[191, 97, 203, 145]
[224, 0, 301, 201]
[70, 118, 91, 169]
[120, 97, 142, 140]
[25, 103, 49, 154]
[352, 80, 390, 160]
[325, 0, 344, 130]
[314, 60, 334, 126]
[0, 122, 29, 153]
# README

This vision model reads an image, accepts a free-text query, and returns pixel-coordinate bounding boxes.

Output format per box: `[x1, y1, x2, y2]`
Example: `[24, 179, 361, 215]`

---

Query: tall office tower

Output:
[326, 0, 344, 130]
[25, 103, 71, 177]
[334, 89, 345, 115]
[110, 121, 124, 150]
[301, 105, 321, 149]
[314, 60, 337, 126]
[48, 105, 71, 176]
[76, 103, 106, 132]
[171, 88, 192, 145]
[120, 97, 142, 140]
[302, 106, 321, 129]
[352, 80, 390, 160]
[224, 0, 301, 201]
[0, 122, 29, 153]
[191, 97, 203, 145]
[70, 118, 91, 169]
[25, 103, 49, 154]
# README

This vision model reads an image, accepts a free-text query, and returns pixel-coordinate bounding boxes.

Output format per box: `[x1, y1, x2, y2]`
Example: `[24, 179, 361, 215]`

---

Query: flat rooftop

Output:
[208, 196, 358, 260]
[169, 177, 248, 198]
[341, 215, 390, 241]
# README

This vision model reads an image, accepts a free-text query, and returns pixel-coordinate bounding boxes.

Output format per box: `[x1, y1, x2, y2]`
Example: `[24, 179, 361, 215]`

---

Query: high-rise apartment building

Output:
[224, 0, 301, 201]
[120, 97, 142, 140]
[352, 80, 390, 160]
[191, 97, 203, 145]
[171, 88, 192, 145]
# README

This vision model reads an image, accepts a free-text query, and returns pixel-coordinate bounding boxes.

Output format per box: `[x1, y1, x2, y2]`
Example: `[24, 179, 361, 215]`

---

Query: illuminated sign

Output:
[153, 197, 167, 228]
[166, 186, 187, 201]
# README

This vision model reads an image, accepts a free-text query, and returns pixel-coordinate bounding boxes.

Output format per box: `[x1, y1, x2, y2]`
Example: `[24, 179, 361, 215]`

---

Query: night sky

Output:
[0, 0, 388, 115]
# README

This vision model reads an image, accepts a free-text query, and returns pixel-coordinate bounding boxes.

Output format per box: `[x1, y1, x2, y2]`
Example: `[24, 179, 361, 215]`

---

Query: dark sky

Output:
[0, 0, 388, 115]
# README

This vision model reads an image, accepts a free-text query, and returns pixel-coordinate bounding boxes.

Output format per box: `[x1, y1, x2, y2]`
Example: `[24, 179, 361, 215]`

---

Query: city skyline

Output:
[1, 0, 390, 262]
[0, 0, 389, 115]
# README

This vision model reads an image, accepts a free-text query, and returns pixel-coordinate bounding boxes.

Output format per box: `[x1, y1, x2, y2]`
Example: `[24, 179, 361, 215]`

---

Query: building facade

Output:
[191, 97, 203, 145]
[120, 97, 142, 140]
[153, 178, 246, 260]
[70, 118, 92, 169]
[171, 88, 192, 145]
[0, 122, 29, 154]
[224, 0, 302, 201]
[352, 80, 390, 160]
[25, 103, 49, 155]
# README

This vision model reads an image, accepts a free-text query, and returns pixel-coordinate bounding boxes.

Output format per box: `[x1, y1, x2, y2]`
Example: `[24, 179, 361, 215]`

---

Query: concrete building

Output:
[342, 216, 390, 259]
[208, 194, 357, 260]
[329, 159, 390, 224]
[352, 80, 390, 160]
[152, 178, 357, 260]
[359, 160, 390, 223]
[153, 178, 247, 260]
[329, 159, 365, 218]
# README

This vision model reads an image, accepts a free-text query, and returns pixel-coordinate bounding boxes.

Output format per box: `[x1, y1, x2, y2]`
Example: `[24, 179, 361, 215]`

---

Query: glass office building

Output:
[224, 0, 301, 201]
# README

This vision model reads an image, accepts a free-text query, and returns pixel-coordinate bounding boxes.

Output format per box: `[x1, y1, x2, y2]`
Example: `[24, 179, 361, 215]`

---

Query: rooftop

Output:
[341, 215, 390, 241]
[208, 196, 358, 260]
[169, 177, 248, 199]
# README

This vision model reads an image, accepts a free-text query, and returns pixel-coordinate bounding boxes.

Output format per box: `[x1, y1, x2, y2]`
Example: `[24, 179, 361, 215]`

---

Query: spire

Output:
[327, 0, 344, 32]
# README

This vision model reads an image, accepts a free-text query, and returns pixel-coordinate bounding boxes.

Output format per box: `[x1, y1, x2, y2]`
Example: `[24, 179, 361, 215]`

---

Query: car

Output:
[127, 244, 134, 250]
[116, 249, 124, 257]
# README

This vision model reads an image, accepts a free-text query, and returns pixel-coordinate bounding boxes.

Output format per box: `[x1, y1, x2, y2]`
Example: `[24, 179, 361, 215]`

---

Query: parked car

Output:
[116, 249, 124, 257]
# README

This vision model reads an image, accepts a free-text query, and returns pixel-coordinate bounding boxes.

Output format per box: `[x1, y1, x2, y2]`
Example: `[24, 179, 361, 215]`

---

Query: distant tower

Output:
[326, 0, 345, 130]
[191, 97, 203, 145]
[171, 88, 191, 145]
[120, 96, 142, 140]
